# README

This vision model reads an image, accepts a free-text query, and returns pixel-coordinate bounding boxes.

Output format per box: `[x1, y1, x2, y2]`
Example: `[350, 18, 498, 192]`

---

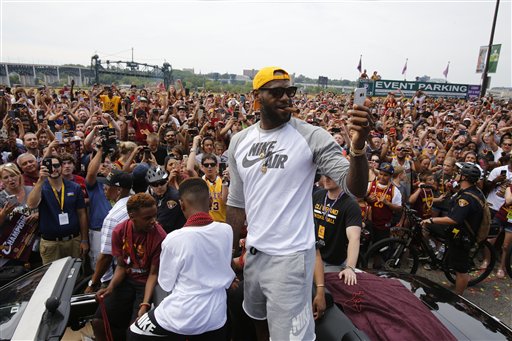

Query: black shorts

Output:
[128, 309, 227, 341]
[445, 242, 470, 273]
[427, 224, 450, 240]
[94, 279, 145, 330]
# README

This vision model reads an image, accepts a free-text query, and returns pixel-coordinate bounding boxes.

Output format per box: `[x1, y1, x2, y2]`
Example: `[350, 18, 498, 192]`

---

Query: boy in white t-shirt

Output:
[129, 178, 235, 340]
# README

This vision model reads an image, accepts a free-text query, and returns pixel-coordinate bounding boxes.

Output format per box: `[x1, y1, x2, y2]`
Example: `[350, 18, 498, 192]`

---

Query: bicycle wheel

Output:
[363, 238, 419, 274]
[443, 240, 496, 286]
[505, 244, 512, 279]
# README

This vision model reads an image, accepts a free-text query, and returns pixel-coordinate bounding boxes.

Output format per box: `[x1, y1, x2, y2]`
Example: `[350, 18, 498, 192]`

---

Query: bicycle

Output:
[361, 206, 497, 286]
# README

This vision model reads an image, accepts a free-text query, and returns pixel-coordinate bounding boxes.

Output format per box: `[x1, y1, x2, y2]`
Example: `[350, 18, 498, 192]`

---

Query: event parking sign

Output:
[359, 80, 481, 99]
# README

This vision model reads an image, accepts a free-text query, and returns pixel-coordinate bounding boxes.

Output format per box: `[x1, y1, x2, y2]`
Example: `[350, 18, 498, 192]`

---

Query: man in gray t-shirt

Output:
[226, 66, 371, 340]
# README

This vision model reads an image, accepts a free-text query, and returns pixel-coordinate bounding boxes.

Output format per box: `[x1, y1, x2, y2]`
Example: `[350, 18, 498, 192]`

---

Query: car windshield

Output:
[0, 264, 50, 340]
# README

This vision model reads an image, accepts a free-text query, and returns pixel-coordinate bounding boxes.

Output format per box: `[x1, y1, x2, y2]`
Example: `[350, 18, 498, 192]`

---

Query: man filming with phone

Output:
[27, 156, 89, 264]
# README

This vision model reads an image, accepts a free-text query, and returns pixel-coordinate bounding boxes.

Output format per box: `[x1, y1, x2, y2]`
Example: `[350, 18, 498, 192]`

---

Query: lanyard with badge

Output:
[50, 181, 69, 225]
[317, 191, 343, 247]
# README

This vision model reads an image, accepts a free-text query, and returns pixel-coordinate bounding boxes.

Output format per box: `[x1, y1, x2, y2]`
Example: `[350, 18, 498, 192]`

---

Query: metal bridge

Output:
[0, 55, 172, 88]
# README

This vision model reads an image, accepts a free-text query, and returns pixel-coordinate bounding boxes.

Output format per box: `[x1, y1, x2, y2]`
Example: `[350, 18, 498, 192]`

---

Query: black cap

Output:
[98, 169, 133, 189]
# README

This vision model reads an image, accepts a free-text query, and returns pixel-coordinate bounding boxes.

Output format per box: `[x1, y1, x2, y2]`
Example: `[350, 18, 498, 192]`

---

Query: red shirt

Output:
[368, 180, 394, 230]
[412, 188, 434, 219]
[130, 119, 154, 144]
[23, 173, 39, 186]
[111, 219, 167, 284]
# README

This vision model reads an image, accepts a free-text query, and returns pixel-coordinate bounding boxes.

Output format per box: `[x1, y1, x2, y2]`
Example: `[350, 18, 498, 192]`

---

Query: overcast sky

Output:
[1, 0, 511, 87]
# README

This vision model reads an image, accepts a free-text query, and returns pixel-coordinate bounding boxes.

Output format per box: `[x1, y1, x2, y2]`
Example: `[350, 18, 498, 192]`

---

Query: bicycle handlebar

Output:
[401, 205, 423, 224]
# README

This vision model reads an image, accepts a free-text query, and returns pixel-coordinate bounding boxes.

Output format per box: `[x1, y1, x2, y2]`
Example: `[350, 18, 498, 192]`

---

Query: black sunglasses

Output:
[202, 162, 217, 168]
[150, 180, 167, 187]
[259, 86, 297, 98]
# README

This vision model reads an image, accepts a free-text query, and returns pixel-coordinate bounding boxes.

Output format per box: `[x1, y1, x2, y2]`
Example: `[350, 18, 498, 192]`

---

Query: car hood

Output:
[372, 270, 512, 340]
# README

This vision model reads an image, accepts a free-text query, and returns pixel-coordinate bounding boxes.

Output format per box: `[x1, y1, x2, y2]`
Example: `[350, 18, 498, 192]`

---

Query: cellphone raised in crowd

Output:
[43, 159, 53, 174]
[219, 162, 227, 174]
[55, 132, 63, 144]
[37, 110, 45, 123]
[354, 88, 367, 107]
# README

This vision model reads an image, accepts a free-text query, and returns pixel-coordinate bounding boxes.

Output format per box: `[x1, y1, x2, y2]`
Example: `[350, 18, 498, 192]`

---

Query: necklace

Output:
[322, 191, 344, 220]
[373, 182, 391, 203]
[422, 188, 433, 210]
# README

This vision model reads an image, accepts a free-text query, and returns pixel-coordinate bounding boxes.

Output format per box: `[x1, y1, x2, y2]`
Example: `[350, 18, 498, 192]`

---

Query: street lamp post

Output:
[480, 0, 500, 97]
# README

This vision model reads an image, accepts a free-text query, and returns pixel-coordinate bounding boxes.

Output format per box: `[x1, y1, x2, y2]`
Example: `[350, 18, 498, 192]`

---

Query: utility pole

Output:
[480, 0, 500, 97]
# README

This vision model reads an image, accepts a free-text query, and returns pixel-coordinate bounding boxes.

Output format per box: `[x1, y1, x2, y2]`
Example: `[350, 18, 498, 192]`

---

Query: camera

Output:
[8, 110, 17, 120]
[187, 127, 199, 136]
[100, 127, 118, 159]
[152, 108, 159, 114]
[37, 110, 45, 123]
[43, 158, 53, 174]
[142, 146, 151, 159]
[419, 184, 434, 189]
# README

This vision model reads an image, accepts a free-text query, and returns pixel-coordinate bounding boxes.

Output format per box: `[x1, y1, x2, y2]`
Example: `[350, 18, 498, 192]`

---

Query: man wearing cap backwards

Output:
[365, 162, 403, 244]
[227, 66, 370, 340]
[84, 168, 133, 294]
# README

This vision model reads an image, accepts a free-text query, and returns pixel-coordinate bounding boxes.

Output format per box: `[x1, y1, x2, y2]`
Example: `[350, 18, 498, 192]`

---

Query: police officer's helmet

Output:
[145, 166, 169, 184]
[455, 162, 481, 183]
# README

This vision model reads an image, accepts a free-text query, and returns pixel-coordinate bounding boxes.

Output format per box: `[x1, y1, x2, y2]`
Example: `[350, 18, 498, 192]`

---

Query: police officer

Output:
[146, 166, 185, 233]
[421, 162, 484, 295]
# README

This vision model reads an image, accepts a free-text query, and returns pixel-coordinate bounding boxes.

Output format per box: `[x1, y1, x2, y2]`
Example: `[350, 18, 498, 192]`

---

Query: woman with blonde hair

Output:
[0, 163, 39, 268]
[114, 141, 140, 172]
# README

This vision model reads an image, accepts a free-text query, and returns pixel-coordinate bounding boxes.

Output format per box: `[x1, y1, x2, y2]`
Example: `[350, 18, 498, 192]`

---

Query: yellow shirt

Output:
[99, 95, 121, 117]
[203, 175, 226, 222]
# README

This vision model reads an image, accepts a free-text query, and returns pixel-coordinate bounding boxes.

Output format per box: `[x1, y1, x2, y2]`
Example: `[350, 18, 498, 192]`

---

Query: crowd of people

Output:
[0, 66, 511, 339]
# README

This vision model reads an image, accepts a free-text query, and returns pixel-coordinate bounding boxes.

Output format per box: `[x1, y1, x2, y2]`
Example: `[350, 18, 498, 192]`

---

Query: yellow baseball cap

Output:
[253, 66, 290, 90]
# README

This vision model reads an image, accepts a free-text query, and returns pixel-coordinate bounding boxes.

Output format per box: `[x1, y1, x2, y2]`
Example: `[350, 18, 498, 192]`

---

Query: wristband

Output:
[349, 142, 367, 158]
[81, 240, 89, 243]
[316, 284, 325, 288]
[346, 265, 356, 273]
[429, 218, 434, 224]
[139, 302, 151, 308]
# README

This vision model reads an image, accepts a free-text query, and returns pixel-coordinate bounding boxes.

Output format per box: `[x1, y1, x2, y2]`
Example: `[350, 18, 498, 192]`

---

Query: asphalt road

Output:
[416, 266, 512, 327]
